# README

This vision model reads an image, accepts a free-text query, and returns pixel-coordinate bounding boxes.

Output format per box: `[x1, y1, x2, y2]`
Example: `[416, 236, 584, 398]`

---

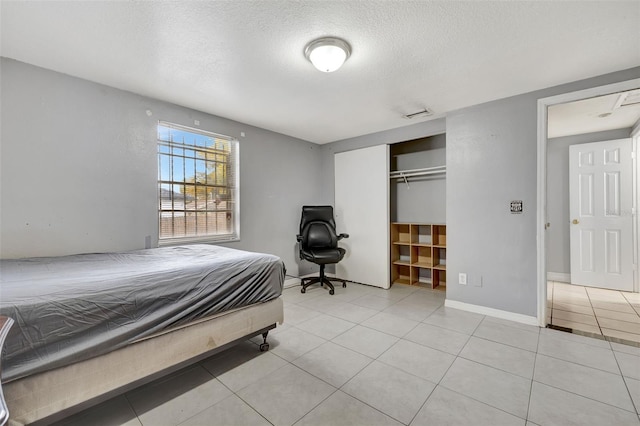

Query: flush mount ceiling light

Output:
[304, 37, 351, 73]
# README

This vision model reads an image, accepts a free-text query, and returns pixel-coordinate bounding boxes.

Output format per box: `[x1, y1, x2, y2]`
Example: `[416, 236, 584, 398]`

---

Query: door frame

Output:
[536, 78, 640, 327]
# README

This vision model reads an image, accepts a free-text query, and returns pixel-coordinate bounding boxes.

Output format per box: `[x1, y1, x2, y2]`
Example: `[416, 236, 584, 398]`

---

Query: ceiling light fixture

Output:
[304, 37, 351, 73]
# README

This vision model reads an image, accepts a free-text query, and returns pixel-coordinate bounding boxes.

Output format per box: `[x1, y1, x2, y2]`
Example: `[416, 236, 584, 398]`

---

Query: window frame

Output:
[157, 121, 240, 245]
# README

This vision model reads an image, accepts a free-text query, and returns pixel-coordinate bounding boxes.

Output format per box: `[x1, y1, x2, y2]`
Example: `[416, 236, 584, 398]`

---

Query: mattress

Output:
[0, 244, 284, 382]
[5, 298, 284, 426]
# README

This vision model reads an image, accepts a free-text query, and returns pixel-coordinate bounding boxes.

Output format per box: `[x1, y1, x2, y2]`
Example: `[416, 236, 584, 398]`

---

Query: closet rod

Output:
[389, 165, 446, 188]
[389, 165, 446, 179]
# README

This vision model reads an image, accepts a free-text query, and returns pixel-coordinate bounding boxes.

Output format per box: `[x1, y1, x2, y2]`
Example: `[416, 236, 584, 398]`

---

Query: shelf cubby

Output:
[390, 222, 446, 290]
[433, 225, 447, 247]
[391, 264, 412, 286]
[415, 267, 432, 288]
[433, 247, 446, 269]
[415, 225, 432, 245]
[415, 246, 433, 267]
[392, 223, 413, 245]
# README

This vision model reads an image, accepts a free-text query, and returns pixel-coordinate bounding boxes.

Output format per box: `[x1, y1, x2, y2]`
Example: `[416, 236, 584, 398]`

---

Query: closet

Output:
[334, 134, 446, 289]
[389, 135, 447, 289]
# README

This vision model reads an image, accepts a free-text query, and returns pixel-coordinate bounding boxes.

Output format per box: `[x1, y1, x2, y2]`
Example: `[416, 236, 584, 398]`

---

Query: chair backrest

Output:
[299, 206, 338, 249]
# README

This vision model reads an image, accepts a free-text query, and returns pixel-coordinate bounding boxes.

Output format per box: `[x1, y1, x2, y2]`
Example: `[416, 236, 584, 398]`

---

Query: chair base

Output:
[301, 264, 347, 295]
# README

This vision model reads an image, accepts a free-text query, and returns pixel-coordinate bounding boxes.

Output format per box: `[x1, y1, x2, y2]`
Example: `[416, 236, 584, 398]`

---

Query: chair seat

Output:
[301, 247, 345, 265]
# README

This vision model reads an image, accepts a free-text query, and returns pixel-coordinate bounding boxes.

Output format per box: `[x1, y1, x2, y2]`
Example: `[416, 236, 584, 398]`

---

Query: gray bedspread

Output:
[0, 244, 284, 382]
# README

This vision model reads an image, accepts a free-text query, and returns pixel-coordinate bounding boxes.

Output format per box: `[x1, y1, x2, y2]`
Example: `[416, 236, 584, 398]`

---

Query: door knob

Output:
[572, 219, 579, 225]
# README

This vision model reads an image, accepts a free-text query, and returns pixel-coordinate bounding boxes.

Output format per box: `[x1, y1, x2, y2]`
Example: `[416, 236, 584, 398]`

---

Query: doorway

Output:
[547, 281, 640, 342]
[568, 138, 634, 291]
[536, 79, 640, 342]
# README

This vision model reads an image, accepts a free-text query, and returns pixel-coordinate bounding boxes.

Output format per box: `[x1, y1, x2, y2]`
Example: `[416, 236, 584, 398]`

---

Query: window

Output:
[157, 122, 239, 243]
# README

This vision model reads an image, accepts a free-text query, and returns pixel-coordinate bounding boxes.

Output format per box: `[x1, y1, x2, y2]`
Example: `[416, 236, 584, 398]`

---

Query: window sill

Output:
[158, 235, 240, 247]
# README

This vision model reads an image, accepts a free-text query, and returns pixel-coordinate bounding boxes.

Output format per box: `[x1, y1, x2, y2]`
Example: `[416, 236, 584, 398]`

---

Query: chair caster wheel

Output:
[301, 288, 306, 294]
[259, 343, 269, 352]
[329, 289, 334, 295]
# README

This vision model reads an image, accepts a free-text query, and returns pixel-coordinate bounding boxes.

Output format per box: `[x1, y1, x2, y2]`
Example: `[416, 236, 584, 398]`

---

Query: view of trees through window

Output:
[157, 122, 238, 241]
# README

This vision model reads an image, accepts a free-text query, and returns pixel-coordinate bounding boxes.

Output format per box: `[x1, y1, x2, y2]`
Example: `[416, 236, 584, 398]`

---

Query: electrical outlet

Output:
[459, 273, 467, 285]
[474, 275, 483, 287]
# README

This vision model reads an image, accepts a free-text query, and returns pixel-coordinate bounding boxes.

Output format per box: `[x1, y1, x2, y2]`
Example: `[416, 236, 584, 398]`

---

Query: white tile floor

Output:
[55, 283, 640, 426]
[548, 281, 640, 344]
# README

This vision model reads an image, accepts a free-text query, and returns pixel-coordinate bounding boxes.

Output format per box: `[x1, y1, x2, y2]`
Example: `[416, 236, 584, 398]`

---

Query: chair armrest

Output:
[338, 233, 349, 240]
[296, 235, 304, 260]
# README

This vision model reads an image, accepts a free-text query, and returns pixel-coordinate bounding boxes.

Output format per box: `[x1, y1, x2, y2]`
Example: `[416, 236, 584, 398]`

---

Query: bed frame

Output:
[2, 297, 283, 426]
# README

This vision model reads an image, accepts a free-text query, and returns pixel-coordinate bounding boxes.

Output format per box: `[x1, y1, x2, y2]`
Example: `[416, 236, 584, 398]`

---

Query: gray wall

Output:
[0, 58, 321, 277]
[323, 66, 640, 318]
[546, 128, 632, 276]
[437, 68, 639, 317]
[318, 119, 447, 204]
[3, 57, 638, 313]
[390, 134, 446, 223]
[446, 94, 540, 315]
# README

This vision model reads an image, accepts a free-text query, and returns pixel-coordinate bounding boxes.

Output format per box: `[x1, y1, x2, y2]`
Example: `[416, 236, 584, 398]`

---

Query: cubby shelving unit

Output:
[390, 223, 446, 289]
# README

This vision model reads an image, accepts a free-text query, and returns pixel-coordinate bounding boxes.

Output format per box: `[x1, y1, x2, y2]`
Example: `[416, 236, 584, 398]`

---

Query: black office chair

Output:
[297, 205, 349, 295]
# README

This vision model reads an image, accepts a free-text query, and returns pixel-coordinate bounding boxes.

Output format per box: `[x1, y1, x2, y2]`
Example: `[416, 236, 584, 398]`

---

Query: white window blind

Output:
[157, 122, 239, 243]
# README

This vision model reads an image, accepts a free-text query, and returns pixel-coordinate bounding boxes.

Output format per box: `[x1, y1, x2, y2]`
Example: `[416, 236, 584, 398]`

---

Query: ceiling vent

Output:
[403, 108, 433, 119]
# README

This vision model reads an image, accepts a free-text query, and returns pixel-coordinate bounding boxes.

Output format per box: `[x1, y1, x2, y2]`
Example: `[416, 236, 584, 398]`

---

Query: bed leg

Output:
[259, 331, 270, 352]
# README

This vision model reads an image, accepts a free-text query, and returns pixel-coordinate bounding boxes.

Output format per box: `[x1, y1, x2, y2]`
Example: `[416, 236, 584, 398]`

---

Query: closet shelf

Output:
[390, 166, 446, 188]
[389, 165, 446, 180]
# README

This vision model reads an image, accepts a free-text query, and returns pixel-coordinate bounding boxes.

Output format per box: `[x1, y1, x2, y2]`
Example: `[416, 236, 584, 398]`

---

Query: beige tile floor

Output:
[52, 282, 640, 426]
[548, 281, 640, 344]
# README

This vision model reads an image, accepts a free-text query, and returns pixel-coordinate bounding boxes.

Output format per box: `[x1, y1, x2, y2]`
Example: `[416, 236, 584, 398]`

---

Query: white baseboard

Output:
[547, 272, 571, 283]
[444, 299, 539, 327]
[283, 278, 300, 289]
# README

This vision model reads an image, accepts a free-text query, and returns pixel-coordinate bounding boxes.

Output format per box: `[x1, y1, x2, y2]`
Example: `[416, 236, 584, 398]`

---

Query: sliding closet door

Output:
[335, 144, 390, 288]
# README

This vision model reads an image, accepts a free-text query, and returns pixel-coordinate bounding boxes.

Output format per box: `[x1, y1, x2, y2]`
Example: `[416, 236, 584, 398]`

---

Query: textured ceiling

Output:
[1, 1, 639, 144]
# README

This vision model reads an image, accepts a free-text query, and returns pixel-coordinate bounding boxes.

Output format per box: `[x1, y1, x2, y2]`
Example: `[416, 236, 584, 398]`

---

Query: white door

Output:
[569, 138, 633, 291]
[335, 145, 390, 288]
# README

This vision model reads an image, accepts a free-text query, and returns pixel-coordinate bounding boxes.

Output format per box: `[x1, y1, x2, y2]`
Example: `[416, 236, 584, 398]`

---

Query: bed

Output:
[0, 244, 285, 425]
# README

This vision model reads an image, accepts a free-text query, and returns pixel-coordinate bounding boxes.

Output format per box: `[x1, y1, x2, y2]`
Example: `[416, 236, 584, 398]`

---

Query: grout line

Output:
[548, 282, 640, 344]
[552, 281, 605, 338]
[58, 282, 639, 425]
[526, 352, 540, 424]
[531, 377, 639, 415]
[621, 376, 640, 416]
[407, 385, 438, 426]
[591, 291, 640, 343]
[122, 393, 143, 426]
